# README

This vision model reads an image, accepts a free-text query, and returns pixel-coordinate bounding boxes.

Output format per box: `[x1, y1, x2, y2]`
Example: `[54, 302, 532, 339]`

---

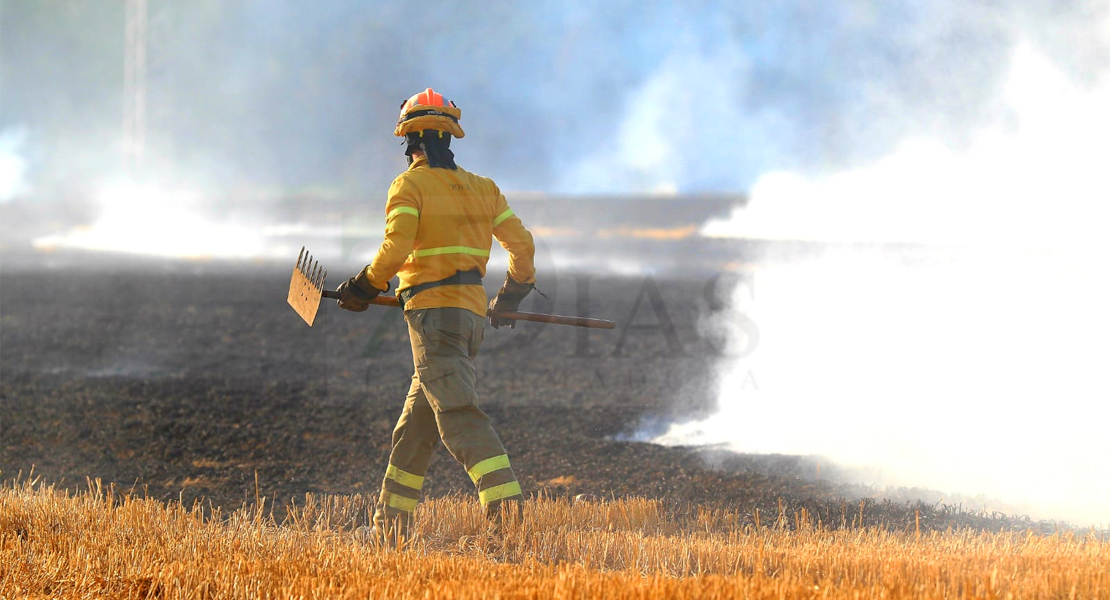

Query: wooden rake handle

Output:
[322, 291, 615, 330]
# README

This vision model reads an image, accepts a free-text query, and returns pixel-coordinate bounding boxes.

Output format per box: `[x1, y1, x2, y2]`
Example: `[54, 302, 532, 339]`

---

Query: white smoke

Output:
[702, 43, 1110, 247]
[0, 128, 30, 201]
[655, 41, 1110, 525]
[561, 26, 793, 194]
[32, 182, 267, 259]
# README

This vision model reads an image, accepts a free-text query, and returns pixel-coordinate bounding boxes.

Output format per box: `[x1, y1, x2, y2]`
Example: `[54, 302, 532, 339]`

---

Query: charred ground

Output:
[1, 261, 1046, 532]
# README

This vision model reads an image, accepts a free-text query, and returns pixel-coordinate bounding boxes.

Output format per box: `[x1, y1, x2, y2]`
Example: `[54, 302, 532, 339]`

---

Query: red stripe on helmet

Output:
[399, 88, 455, 125]
[413, 87, 449, 107]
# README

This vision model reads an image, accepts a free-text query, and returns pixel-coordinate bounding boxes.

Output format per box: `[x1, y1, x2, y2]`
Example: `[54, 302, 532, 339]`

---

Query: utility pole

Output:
[123, 0, 147, 174]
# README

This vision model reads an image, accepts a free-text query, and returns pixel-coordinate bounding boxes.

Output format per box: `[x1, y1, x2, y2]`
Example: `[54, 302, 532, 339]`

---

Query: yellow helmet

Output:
[394, 88, 465, 139]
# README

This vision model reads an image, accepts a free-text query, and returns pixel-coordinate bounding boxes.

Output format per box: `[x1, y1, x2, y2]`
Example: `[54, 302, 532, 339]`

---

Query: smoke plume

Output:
[654, 14, 1110, 525]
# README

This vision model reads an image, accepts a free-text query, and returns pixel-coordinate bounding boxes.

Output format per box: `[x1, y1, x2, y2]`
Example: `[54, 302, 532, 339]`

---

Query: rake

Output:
[287, 247, 615, 329]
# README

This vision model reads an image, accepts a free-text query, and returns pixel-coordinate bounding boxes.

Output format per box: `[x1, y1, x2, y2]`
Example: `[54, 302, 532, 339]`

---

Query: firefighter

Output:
[337, 88, 535, 542]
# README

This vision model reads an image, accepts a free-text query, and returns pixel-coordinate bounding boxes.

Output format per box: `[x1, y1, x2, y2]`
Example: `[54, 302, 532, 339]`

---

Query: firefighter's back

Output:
[392, 158, 532, 316]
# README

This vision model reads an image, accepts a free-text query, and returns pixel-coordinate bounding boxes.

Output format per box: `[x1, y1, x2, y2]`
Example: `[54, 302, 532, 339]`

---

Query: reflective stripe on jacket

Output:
[365, 155, 536, 317]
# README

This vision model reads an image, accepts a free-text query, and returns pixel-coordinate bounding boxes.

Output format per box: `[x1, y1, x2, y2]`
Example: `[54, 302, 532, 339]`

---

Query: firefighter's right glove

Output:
[488, 273, 532, 329]
[337, 269, 384, 312]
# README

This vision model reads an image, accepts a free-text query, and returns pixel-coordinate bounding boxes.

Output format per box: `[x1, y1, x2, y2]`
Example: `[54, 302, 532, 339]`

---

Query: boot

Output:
[369, 505, 413, 548]
[484, 496, 524, 533]
[354, 525, 382, 546]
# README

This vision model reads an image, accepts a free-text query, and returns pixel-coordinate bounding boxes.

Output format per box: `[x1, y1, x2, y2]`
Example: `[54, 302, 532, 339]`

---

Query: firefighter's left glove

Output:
[488, 273, 533, 329]
[337, 270, 385, 312]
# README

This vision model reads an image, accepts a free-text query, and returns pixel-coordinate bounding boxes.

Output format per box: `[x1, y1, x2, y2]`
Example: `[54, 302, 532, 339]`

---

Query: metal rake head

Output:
[287, 246, 328, 326]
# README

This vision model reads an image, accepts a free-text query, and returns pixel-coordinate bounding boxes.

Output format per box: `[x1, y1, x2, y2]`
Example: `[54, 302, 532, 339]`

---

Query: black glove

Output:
[336, 270, 385, 312]
[487, 273, 533, 329]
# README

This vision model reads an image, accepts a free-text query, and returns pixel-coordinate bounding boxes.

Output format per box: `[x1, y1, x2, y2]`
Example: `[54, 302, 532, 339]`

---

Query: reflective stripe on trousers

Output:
[386, 464, 425, 490]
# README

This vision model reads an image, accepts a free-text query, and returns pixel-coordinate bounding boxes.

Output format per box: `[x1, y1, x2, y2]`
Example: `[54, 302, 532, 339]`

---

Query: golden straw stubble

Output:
[2, 480, 1107, 599]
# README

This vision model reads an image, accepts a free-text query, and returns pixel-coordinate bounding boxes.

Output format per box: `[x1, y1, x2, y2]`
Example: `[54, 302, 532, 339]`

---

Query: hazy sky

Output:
[2, 1, 1108, 197]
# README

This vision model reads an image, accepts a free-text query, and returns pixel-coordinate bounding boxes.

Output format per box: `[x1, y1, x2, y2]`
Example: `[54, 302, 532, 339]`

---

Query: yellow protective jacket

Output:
[364, 155, 536, 317]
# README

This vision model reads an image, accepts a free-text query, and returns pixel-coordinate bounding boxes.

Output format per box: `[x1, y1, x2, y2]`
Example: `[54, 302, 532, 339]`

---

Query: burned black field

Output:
[0, 262, 1040, 532]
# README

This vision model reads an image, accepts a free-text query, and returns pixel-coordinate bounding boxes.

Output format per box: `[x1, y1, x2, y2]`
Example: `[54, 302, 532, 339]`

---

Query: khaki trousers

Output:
[373, 307, 523, 535]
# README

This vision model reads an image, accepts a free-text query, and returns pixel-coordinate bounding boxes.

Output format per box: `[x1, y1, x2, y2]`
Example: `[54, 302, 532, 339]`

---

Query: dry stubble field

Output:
[2, 479, 1108, 599]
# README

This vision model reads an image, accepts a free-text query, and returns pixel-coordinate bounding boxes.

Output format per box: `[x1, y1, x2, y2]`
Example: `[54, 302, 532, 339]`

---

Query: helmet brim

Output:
[395, 104, 465, 138]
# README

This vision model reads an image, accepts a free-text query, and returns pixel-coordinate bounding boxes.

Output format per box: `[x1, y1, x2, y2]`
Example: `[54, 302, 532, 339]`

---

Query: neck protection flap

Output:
[405, 130, 457, 169]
